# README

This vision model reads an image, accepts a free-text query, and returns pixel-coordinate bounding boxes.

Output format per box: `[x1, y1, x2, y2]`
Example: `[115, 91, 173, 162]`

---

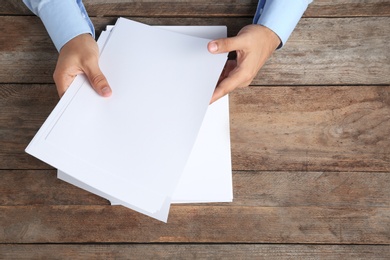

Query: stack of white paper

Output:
[26, 18, 232, 222]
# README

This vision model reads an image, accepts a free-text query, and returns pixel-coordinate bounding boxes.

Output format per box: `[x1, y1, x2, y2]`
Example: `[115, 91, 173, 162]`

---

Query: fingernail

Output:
[209, 42, 218, 52]
[101, 87, 112, 97]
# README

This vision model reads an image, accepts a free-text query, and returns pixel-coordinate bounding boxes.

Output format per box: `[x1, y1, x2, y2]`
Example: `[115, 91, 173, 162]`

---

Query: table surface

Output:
[1, 0, 390, 259]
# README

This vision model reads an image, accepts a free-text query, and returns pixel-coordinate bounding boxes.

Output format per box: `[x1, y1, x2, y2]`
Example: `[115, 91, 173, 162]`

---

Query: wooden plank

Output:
[1, 0, 257, 17]
[1, 244, 389, 259]
[0, 205, 389, 243]
[2, 0, 390, 17]
[230, 86, 390, 172]
[0, 0, 31, 15]
[1, 170, 390, 208]
[304, 0, 390, 17]
[0, 170, 109, 206]
[0, 16, 389, 85]
[255, 17, 390, 85]
[1, 84, 388, 172]
[0, 84, 57, 169]
[0, 16, 58, 84]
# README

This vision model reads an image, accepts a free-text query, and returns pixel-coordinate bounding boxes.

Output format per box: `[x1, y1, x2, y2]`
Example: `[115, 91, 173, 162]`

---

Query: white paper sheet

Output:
[58, 95, 232, 204]
[58, 25, 232, 204]
[26, 18, 228, 222]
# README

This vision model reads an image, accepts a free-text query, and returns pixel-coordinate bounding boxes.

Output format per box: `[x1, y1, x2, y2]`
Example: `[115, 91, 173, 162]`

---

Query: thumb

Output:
[84, 63, 112, 97]
[208, 36, 242, 54]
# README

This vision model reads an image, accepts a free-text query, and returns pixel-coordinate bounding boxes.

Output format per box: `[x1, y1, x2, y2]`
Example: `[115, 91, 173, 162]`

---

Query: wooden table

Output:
[1, 0, 390, 258]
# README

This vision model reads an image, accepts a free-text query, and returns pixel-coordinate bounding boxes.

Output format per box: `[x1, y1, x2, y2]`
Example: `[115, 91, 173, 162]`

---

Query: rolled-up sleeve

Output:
[23, 0, 95, 52]
[254, 0, 312, 48]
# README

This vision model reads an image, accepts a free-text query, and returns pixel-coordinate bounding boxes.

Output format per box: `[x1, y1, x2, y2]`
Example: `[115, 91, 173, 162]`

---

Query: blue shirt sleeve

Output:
[23, 0, 95, 52]
[254, 0, 312, 48]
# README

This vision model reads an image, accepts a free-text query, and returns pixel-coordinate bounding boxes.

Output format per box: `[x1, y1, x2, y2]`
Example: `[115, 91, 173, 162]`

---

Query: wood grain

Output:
[1, 244, 389, 259]
[255, 17, 390, 85]
[230, 86, 390, 172]
[1, 170, 389, 208]
[0, 16, 389, 85]
[1, 84, 388, 172]
[0, 205, 389, 244]
[2, 0, 390, 17]
[0, 84, 57, 169]
[304, 0, 390, 17]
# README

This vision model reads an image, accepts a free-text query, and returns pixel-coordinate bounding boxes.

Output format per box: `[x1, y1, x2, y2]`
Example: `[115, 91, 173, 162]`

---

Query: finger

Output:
[216, 60, 237, 86]
[210, 67, 250, 104]
[211, 62, 255, 104]
[53, 69, 76, 98]
[84, 63, 112, 97]
[208, 36, 245, 54]
[210, 77, 236, 104]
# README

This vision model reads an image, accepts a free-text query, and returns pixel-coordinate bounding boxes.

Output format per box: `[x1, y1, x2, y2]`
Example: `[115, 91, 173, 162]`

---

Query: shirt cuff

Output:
[23, 0, 95, 52]
[253, 0, 311, 48]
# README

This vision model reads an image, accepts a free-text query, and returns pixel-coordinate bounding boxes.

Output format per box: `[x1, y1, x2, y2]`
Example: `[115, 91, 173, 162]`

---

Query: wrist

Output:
[259, 25, 282, 51]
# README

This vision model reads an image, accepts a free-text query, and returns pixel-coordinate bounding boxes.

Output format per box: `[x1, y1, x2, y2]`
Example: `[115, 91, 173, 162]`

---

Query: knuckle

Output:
[91, 74, 106, 87]
[223, 38, 234, 51]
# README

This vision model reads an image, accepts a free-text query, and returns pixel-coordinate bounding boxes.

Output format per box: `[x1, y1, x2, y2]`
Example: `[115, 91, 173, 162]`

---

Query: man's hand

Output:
[208, 24, 281, 103]
[53, 33, 112, 98]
